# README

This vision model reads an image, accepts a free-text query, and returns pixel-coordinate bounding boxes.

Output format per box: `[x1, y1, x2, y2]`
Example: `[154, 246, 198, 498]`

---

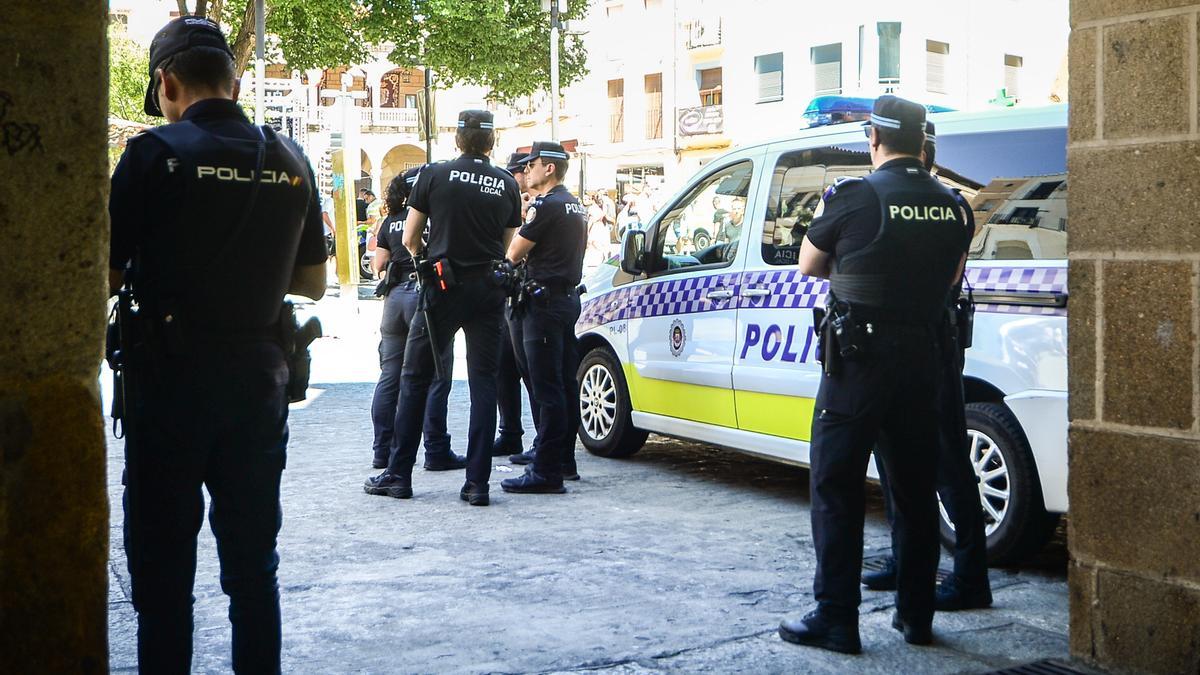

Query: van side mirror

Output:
[620, 229, 646, 276]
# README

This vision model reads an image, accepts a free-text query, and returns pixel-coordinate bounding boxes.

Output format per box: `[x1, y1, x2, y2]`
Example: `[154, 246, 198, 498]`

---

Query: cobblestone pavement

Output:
[106, 293, 1071, 673]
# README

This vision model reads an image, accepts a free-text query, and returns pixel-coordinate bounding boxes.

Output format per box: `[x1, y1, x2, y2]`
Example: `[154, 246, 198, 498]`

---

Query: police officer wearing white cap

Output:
[364, 109, 521, 506]
[778, 96, 971, 653]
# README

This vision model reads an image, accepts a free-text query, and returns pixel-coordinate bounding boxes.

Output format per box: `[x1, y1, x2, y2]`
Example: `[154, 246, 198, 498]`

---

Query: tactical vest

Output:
[135, 121, 312, 336]
[829, 162, 965, 324]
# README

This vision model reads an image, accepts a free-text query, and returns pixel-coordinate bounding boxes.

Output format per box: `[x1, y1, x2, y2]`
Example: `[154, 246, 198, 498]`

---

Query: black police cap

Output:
[925, 121, 937, 146]
[505, 152, 526, 173]
[398, 164, 425, 201]
[864, 94, 926, 137]
[518, 141, 569, 165]
[143, 16, 235, 117]
[457, 109, 495, 130]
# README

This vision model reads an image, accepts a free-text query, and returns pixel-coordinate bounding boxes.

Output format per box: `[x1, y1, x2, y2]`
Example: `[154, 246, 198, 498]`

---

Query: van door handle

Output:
[706, 288, 734, 301]
[741, 287, 772, 298]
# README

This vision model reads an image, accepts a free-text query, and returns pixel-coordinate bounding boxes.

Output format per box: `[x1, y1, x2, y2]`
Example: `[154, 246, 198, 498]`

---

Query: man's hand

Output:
[403, 207, 428, 259]
[507, 234, 535, 264]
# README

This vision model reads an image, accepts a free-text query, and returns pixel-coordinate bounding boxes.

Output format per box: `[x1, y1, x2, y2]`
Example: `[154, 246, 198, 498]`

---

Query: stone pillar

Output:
[0, 3, 109, 673]
[1068, 2, 1200, 673]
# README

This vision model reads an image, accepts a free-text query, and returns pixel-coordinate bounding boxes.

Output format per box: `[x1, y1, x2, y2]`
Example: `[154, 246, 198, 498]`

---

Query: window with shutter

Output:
[926, 40, 949, 94]
[878, 22, 902, 85]
[811, 44, 841, 96]
[698, 67, 723, 106]
[1004, 54, 1023, 99]
[645, 73, 663, 139]
[755, 52, 784, 102]
[608, 79, 625, 142]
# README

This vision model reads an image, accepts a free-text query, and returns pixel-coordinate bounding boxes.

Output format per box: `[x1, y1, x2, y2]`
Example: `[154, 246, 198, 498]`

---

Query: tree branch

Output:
[229, 0, 257, 76]
[196, 0, 209, 18]
[175, 0, 189, 15]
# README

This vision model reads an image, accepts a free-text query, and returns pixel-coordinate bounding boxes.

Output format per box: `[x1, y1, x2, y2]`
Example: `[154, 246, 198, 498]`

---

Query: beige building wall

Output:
[0, 2, 110, 672]
[1067, 1, 1200, 672]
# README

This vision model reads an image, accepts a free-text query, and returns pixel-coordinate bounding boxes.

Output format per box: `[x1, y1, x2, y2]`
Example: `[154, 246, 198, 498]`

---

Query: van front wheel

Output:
[577, 347, 648, 458]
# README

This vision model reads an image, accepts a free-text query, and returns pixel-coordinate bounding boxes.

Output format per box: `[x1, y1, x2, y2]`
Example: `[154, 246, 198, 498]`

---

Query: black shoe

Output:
[459, 481, 489, 506]
[778, 610, 861, 655]
[862, 555, 897, 591]
[563, 469, 581, 481]
[423, 452, 467, 471]
[501, 470, 566, 494]
[935, 574, 993, 611]
[509, 451, 535, 465]
[372, 455, 388, 470]
[363, 471, 413, 499]
[891, 611, 933, 645]
[492, 435, 523, 457]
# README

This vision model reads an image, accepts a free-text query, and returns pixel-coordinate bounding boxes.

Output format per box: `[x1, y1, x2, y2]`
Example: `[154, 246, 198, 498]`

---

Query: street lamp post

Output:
[254, 0, 265, 126]
[321, 75, 367, 293]
[543, 0, 565, 141]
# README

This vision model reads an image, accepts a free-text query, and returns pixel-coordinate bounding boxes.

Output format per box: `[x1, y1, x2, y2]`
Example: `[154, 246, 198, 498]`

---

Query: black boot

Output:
[371, 453, 388, 470]
[778, 609, 861, 655]
[363, 471, 413, 499]
[935, 574, 993, 611]
[501, 469, 566, 494]
[861, 555, 897, 591]
[491, 435, 523, 458]
[891, 611, 933, 646]
[423, 452, 467, 471]
[459, 480, 489, 506]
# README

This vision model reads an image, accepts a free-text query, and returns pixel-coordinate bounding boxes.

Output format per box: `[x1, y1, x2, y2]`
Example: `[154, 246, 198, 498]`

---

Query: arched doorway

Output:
[381, 144, 426, 192]
[380, 68, 425, 109]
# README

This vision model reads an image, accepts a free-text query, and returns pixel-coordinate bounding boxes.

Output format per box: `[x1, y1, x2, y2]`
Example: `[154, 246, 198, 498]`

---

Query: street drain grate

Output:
[861, 554, 952, 584]
[979, 658, 1090, 675]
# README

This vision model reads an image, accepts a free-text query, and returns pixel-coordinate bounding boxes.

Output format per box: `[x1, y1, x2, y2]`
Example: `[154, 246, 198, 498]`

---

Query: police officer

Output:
[364, 109, 520, 506]
[500, 141, 586, 493]
[369, 166, 463, 471]
[778, 96, 970, 653]
[108, 16, 327, 672]
[493, 152, 542, 460]
[862, 122, 993, 611]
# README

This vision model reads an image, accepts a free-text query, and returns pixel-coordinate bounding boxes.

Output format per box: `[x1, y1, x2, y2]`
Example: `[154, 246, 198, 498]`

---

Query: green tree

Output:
[109, 24, 154, 125]
[362, 0, 590, 103]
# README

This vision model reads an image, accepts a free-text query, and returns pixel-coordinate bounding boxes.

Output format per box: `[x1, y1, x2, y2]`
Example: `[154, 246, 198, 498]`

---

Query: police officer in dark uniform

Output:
[778, 96, 970, 653]
[369, 166, 463, 471]
[364, 109, 520, 506]
[493, 152, 542, 459]
[501, 141, 586, 493]
[862, 122, 993, 611]
[108, 16, 327, 672]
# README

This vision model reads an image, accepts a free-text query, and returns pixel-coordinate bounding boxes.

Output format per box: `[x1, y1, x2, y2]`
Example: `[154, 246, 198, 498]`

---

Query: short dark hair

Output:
[545, 158, 569, 182]
[162, 46, 236, 94]
[456, 127, 495, 156]
[875, 126, 923, 157]
[922, 140, 936, 171]
[385, 175, 407, 213]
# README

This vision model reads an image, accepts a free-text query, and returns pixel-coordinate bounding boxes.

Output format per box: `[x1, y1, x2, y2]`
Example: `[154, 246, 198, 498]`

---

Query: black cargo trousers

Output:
[386, 273, 505, 485]
[509, 288, 582, 481]
[809, 325, 944, 626]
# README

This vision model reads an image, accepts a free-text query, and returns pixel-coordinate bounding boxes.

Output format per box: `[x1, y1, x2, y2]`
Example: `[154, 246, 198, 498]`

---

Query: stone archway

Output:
[380, 144, 426, 193]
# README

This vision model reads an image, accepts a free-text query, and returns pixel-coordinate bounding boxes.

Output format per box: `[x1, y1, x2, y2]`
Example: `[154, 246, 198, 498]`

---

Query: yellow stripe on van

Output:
[734, 391, 815, 441]
[623, 364, 738, 428]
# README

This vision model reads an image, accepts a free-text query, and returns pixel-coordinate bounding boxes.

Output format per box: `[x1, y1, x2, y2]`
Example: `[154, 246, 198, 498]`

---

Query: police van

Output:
[574, 105, 1068, 564]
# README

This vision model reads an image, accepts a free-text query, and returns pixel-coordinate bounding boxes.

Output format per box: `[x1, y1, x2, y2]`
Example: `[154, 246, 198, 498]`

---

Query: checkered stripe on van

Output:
[965, 266, 1066, 295]
[625, 273, 741, 319]
[738, 269, 829, 310]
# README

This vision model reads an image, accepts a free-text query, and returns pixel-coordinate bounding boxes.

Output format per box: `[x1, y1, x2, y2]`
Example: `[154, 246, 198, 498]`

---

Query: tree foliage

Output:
[362, 0, 590, 103]
[109, 24, 155, 125]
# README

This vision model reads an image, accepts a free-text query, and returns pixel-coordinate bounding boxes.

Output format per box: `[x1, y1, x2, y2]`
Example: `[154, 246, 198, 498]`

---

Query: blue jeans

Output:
[371, 280, 454, 463]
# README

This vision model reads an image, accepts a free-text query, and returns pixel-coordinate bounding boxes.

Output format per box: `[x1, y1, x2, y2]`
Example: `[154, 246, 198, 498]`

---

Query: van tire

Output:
[576, 347, 648, 458]
[940, 402, 1060, 566]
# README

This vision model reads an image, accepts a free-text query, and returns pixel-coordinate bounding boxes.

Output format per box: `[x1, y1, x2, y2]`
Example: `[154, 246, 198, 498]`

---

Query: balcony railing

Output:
[312, 106, 420, 129]
[685, 17, 721, 49]
[677, 104, 723, 136]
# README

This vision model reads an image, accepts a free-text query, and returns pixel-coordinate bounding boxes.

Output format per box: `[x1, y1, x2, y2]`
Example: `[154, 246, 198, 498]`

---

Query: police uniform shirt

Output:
[375, 208, 416, 278]
[109, 99, 327, 321]
[406, 154, 521, 267]
[805, 158, 973, 260]
[520, 184, 587, 287]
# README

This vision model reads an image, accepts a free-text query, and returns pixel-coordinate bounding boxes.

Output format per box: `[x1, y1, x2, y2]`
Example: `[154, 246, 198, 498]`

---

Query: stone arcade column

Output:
[1068, 1, 1200, 672]
[0, 2, 109, 673]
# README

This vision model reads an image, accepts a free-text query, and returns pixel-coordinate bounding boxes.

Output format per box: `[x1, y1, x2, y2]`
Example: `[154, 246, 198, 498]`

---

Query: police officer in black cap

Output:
[863, 121, 993, 611]
[369, 166, 463, 471]
[493, 152, 542, 459]
[778, 96, 970, 653]
[364, 109, 520, 506]
[500, 141, 586, 493]
[108, 15, 327, 672]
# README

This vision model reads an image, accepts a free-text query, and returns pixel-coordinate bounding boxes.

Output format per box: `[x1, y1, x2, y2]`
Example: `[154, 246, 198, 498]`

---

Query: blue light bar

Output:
[801, 95, 957, 129]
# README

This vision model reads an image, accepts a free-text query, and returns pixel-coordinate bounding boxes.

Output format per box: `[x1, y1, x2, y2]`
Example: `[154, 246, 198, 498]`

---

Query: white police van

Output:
[574, 105, 1068, 564]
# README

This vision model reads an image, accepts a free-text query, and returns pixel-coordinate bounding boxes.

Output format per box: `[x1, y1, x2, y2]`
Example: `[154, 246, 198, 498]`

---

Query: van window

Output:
[760, 147, 870, 266]
[647, 160, 752, 275]
[758, 125, 1067, 264]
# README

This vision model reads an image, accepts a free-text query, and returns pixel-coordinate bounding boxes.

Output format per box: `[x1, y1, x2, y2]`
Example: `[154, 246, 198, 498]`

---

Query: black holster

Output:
[279, 301, 322, 403]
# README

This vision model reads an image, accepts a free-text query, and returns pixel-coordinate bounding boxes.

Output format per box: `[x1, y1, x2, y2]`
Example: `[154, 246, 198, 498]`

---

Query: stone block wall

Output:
[0, 2, 109, 672]
[1069, 1, 1200, 672]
